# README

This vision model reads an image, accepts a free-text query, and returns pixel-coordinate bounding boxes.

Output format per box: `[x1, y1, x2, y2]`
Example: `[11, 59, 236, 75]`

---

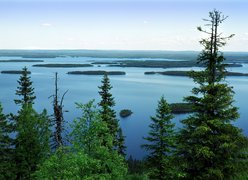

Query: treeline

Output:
[1, 10, 248, 180]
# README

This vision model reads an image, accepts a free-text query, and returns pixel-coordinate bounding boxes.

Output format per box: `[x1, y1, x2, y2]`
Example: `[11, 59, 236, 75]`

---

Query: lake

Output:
[0, 50, 248, 159]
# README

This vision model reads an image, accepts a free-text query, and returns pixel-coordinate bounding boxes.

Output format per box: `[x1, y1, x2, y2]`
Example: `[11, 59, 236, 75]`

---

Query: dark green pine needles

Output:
[177, 10, 248, 179]
[0, 104, 15, 179]
[15, 66, 36, 105]
[142, 96, 175, 180]
[98, 73, 126, 156]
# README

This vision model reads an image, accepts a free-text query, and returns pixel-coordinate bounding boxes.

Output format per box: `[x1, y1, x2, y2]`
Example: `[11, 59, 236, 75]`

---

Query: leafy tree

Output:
[34, 100, 127, 179]
[141, 96, 175, 180]
[71, 100, 127, 177]
[15, 104, 51, 179]
[0, 103, 15, 179]
[71, 100, 112, 154]
[14, 66, 36, 105]
[98, 74, 126, 155]
[33, 148, 101, 179]
[177, 10, 248, 179]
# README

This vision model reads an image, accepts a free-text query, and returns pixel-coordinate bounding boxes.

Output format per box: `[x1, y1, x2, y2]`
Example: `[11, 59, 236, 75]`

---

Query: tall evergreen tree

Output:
[13, 68, 51, 179]
[0, 103, 15, 179]
[141, 96, 175, 180]
[15, 104, 51, 179]
[177, 10, 248, 179]
[98, 74, 126, 155]
[14, 66, 36, 105]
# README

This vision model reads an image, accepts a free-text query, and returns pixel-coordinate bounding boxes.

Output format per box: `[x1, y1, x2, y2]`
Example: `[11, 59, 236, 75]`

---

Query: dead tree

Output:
[51, 72, 68, 150]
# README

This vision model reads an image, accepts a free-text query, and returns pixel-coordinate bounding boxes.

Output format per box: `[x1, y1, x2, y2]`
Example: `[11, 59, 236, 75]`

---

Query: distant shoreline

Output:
[144, 71, 248, 77]
[0, 50, 247, 62]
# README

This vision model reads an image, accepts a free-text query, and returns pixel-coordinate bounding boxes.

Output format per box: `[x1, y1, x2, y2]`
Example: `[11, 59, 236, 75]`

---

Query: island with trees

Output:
[119, 109, 133, 118]
[67, 70, 126, 75]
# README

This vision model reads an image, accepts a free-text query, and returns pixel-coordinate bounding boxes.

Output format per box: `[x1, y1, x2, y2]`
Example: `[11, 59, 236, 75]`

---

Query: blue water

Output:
[0, 54, 247, 159]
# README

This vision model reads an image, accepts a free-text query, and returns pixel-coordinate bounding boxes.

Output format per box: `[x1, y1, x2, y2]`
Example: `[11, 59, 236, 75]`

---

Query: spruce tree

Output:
[177, 10, 248, 179]
[13, 67, 51, 179]
[0, 103, 15, 179]
[141, 96, 175, 180]
[15, 66, 36, 105]
[117, 128, 127, 157]
[15, 104, 51, 179]
[98, 74, 126, 155]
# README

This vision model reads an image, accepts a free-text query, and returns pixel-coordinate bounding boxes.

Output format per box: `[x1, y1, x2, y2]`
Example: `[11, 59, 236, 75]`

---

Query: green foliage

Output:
[169, 103, 194, 114]
[71, 100, 127, 178]
[117, 128, 127, 156]
[34, 147, 127, 180]
[15, 104, 51, 179]
[177, 10, 248, 179]
[35, 101, 127, 179]
[14, 66, 36, 105]
[142, 96, 176, 179]
[98, 73, 126, 155]
[125, 174, 149, 180]
[127, 155, 146, 175]
[0, 103, 15, 179]
[33, 148, 102, 179]
[71, 100, 112, 154]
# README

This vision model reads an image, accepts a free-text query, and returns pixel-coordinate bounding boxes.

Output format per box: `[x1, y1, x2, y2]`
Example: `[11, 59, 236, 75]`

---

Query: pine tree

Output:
[116, 128, 126, 157]
[177, 10, 248, 179]
[15, 104, 51, 179]
[15, 66, 36, 105]
[98, 74, 126, 155]
[0, 103, 15, 179]
[141, 96, 175, 180]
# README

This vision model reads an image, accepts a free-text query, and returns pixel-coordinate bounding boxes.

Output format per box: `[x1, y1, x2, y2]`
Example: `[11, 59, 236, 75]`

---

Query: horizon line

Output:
[0, 49, 247, 53]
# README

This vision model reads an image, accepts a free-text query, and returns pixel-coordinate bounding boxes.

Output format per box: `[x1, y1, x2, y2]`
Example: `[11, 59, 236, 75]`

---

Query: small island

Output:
[1, 70, 31, 74]
[0, 60, 44, 63]
[91, 62, 119, 65]
[119, 109, 133, 118]
[33, 63, 93, 68]
[67, 70, 126, 75]
[169, 103, 194, 114]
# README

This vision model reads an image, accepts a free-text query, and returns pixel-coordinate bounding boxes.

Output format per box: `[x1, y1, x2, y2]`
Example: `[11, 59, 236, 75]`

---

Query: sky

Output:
[0, 0, 247, 51]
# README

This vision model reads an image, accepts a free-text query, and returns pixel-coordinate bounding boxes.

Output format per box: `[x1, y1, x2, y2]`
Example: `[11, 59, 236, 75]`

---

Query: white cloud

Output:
[143, 20, 149, 24]
[244, 32, 248, 36]
[41, 23, 52, 27]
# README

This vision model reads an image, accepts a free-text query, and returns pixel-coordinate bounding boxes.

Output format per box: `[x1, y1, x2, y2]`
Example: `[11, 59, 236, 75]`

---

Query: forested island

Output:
[120, 109, 133, 118]
[67, 70, 126, 75]
[0, 60, 44, 62]
[107, 60, 243, 69]
[33, 63, 93, 68]
[1, 70, 31, 74]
